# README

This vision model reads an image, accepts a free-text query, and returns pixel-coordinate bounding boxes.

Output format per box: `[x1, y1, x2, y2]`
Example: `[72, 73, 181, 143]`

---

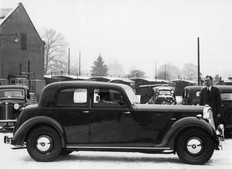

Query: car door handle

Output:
[124, 111, 131, 115]
[170, 118, 176, 121]
[82, 110, 89, 114]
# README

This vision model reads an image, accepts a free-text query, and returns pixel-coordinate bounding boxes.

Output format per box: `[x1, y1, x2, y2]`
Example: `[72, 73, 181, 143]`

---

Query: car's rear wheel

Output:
[176, 128, 215, 164]
[26, 126, 62, 162]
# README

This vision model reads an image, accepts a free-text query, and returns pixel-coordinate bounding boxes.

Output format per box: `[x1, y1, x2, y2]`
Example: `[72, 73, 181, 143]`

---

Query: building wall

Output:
[0, 4, 44, 83]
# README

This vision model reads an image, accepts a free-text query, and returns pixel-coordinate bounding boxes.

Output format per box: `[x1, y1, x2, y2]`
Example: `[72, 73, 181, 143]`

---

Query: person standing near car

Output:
[200, 75, 222, 127]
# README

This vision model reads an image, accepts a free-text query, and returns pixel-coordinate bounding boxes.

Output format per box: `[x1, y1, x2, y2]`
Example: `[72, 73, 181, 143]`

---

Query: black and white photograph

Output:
[0, 0, 232, 168]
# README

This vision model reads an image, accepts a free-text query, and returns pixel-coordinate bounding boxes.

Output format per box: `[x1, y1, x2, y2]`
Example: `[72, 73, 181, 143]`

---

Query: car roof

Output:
[184, 85, 232, 92]
[45, 81, 129, 89]
[39, 81, 131, 108]
[154, 86, 175, 90]
[0, 85, 29, 90]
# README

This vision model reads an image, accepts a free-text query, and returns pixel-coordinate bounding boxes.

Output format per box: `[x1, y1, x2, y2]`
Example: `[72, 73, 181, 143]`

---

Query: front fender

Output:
[11, 116, 65, 147]
[160, 117, 216, 148]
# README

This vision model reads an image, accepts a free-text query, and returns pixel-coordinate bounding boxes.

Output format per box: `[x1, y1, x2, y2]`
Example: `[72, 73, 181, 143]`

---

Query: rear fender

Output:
[11, 116, 65, 147]
[160, 117, 216, 148]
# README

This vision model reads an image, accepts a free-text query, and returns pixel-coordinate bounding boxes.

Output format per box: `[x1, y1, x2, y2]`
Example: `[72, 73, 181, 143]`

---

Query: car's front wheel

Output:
[176, 128, 215, 164]
[26, 126, 62, 162]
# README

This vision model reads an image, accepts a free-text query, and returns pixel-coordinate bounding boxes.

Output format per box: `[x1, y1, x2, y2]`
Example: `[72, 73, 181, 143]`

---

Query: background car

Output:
[182, 85, 232, 137]
[0, 85, 30, 131]
[151, 86, 176, 105]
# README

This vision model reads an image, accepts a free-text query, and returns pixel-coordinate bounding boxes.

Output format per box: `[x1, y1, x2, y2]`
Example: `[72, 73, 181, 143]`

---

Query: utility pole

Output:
[197, 37, 201, 85]
[79, 51, 81, 76]
[68, 48, 70, 75]
[165, 64, 167, 80]
[155, 61, 157, 80]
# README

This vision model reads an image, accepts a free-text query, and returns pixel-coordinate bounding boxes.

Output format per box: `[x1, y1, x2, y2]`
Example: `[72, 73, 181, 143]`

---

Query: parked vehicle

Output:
[0, 85, 30, 131]
[4, 81, 223, 164]
[215, 79, 232, 86]
[137, 84, 168, 104]
[182, 85, 232, 136]
[150, 86, 176, 105]
[170, 79, 197, 96]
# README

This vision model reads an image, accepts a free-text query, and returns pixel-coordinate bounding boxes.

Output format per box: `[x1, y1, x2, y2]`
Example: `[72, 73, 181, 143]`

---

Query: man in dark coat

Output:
[200, 75, 222, 127]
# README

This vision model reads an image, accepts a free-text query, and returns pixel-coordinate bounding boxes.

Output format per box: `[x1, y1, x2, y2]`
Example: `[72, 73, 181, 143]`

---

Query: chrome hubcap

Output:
[186, 138, 203, 154]
[36, 135, 52, 152]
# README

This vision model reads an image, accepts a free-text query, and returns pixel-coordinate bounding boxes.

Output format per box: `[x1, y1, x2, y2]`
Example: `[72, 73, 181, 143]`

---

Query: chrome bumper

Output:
[216, 124, 225, 150]
[0, 119, 17, 129]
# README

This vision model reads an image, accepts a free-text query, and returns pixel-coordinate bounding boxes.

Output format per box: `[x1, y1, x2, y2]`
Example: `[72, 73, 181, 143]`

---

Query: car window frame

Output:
[56, 87, 89, 108]
[91, 87, 128, 108]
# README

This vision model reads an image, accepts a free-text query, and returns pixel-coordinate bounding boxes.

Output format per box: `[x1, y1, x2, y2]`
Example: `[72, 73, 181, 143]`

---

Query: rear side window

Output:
[57, 88, 87, 106]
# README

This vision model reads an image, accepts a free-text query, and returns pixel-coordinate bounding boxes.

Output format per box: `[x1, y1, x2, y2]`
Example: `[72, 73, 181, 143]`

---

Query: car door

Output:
[90, 87, 137, 144]
[56, 87, 91, 144]
[131, 109, 174, 145]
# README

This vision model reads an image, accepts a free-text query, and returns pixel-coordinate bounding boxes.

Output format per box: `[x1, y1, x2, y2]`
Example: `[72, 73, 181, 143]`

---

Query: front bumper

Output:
[0, 119, 17, 130]
[4, 135, 12, 144]
[216, 124, 225, 150]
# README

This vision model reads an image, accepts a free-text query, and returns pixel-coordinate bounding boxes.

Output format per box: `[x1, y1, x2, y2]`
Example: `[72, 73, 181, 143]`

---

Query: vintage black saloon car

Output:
[0, 85, 30, 130]
[4, 81, 223, 164]
[182, 85, 232, 136]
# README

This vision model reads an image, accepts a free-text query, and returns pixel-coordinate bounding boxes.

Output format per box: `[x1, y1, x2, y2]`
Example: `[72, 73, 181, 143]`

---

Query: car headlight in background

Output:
[14, 103, 20, 110]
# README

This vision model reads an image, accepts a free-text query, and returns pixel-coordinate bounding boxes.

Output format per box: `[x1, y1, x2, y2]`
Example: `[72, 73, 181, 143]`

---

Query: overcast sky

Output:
[1, 0, 232, 79]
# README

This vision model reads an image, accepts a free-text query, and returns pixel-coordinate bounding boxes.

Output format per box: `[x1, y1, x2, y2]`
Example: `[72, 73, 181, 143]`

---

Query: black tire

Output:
[176, 128, 215, 164]
[26, 126, 62, 162]
[60, 149, 73, 156]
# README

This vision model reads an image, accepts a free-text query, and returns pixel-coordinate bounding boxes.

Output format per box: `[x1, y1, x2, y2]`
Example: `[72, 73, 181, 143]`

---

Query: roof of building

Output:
[0, 3, 43, 43]
[0, 3, 18, 26]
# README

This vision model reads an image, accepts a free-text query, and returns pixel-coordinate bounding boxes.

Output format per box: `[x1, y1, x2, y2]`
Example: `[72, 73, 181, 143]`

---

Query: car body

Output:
[4, 81, 223, 164]
[182, 85, 232, 136]
[0, 85, 30, 131]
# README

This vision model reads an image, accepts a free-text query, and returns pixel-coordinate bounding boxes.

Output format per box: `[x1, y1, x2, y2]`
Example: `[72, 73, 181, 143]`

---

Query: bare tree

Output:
[158, 63, 180, 81]
[108, 60, 125, 77]
[181, 63, 197, 81]
[128, 69, 146, 78]
[42, 28, 68, 75]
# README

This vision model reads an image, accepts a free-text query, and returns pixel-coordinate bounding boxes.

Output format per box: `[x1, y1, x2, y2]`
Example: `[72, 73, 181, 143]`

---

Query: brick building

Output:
[0, 3, 44, 97]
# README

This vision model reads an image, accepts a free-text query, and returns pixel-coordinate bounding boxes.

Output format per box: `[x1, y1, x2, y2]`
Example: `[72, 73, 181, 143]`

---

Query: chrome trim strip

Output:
[5, 101, 8, 119]
[0, 120, 17, 122]
[66, 145, 171, 150]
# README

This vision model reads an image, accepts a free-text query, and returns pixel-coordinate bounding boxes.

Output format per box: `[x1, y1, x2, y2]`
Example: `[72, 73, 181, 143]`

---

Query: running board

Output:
[66, 145, 171, 150]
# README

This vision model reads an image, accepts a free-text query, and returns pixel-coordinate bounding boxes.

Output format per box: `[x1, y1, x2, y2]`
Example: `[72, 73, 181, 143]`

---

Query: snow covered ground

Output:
[0, 133, 232, 169]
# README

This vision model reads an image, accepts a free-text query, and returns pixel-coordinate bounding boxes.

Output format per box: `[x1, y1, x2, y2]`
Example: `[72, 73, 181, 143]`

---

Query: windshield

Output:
[0, 89, 25, 99]
[124, 87, 139, 105]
